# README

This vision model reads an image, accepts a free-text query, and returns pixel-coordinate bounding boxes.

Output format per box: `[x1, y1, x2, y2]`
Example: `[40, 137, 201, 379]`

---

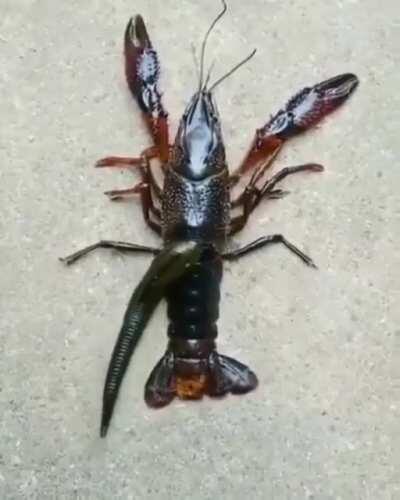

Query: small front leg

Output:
[229, 140, 282, 187]
[95, 146, 158, 169]
[104, 181, 161, 220]
[96, 151, 163, 233]
[60, 241, 160, 266]
[229, 162, 323, 235]
[252, 163, 324, 210]
[223, 235, 316, 268]
[137, 181, 162, 235]
[95, 146, 163, 201]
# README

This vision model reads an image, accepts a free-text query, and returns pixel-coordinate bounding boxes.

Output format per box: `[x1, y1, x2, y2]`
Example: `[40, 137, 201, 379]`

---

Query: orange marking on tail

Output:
[176, 374, 209, 399]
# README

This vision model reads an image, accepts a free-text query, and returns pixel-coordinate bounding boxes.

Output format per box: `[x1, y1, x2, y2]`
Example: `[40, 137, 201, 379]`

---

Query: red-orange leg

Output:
[230, 145, 282, 207]
[95, 156, 142, 168]
[95, 149, 162, 233]
[136, 182, 162, 235]
[95, 146, 158, 169]
[230, 135, 283, 187]
[108, 180, 161, 235]
[229, 163, 324, 235]
[96, 146, 163, 201]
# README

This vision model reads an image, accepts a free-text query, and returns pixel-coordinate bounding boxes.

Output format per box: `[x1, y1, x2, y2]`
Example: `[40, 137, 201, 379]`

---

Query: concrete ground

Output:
[1, 0, 399, 498]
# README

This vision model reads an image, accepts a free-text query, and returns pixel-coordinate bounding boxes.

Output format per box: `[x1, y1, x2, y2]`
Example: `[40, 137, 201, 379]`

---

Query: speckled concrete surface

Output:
[1, 1, 399, 499]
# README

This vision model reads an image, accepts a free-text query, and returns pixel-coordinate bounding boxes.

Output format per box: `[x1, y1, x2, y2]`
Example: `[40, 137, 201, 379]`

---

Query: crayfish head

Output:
[173, 90, 226, 181]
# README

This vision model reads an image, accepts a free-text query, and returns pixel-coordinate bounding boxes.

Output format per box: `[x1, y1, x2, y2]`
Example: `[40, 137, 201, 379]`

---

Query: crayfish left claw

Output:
[124, 16, 161, 112]
[126, 15, 152, 50]
[124, 15, 169, 161]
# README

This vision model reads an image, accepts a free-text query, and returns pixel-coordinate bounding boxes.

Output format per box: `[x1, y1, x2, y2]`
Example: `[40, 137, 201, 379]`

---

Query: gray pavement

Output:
[1, 1, 399, 499]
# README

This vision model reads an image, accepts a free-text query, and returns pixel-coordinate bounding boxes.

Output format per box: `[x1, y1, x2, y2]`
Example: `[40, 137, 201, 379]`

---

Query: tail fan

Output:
[144, 350, 258, 408]
[208, 353, 258, 396]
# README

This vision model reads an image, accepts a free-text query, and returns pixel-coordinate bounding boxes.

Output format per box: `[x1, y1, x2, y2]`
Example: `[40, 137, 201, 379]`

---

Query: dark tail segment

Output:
[144, 350, 258, 407]
[100, 242, 204, 438]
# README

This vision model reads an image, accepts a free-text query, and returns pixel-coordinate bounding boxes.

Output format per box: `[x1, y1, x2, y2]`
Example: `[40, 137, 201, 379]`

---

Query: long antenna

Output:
[190, 42, 201, 83]
[198, 0, 228, 92]
[208, 48, 257, 92]
[203, 59, 216, 90]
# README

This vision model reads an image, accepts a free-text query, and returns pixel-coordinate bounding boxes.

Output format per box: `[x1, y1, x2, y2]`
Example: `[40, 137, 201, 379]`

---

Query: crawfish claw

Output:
[124, 15, 169, 161]
[262, 73, 359, 139]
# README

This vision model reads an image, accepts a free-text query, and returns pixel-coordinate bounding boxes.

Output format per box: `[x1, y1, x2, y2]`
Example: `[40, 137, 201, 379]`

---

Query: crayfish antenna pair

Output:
[62, 1, 359, 437]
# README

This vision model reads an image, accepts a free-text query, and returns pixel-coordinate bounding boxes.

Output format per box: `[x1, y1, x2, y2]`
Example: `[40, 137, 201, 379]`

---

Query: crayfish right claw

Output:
[314, 73, 359, 100]
[263, 72, 359, 140]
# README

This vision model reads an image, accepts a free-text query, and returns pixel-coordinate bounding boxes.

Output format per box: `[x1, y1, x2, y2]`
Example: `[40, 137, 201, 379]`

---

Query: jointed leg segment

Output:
[230, 162, 324, 235]
[223, 235, 316, 267]
[60, 240, 160, 265]
[96, 149, 163, 234]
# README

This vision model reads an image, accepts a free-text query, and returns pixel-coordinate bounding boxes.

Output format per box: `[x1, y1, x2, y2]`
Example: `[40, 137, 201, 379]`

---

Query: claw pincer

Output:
[125, 16, 169, 160]
[239, 73, 359, 175]
[263, 73, 359, 139]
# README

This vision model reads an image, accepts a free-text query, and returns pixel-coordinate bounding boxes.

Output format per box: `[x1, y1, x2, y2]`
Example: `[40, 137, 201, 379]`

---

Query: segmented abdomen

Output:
[166, 249, 223, 341]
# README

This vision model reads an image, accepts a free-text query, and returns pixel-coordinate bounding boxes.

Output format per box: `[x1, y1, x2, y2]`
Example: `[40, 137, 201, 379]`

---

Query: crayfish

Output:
[62, 1, 358, 437]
